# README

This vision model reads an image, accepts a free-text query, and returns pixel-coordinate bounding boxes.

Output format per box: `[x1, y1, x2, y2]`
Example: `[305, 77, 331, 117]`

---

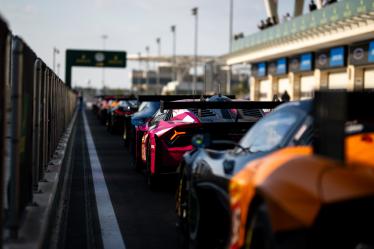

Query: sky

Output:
[0, 0, 300, 89]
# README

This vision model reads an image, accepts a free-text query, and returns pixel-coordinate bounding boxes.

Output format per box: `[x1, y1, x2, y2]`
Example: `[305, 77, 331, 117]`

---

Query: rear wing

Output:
[160, 100, 282, 113]
[103, 95, 137, 101]
[313, 91, 374, 161]
[137, 94, 236, 102]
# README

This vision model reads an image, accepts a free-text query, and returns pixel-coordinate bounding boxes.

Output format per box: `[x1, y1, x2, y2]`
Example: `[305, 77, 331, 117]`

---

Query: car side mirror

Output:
[191, 134, 210, 149]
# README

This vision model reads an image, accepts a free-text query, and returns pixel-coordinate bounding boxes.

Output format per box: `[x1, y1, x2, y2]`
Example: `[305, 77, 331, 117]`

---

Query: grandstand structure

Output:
[223, 0, 374, 100]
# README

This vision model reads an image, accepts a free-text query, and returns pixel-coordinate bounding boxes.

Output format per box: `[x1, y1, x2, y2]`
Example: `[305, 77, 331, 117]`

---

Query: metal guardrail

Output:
[0, 15, 10, 249]
[0, 16, 77, 244]
[232, 0, 374, 52]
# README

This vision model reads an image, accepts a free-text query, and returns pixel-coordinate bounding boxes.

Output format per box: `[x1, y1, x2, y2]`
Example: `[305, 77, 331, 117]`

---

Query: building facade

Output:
[223, 0, 374, 100]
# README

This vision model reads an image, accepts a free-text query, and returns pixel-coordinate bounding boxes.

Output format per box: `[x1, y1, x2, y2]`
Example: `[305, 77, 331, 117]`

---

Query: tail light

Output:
[229, 162, 259, 249]
[114, 108, 131, 116]
[229, 179, 246, 249]
[361, 134, 373, 143]
[169, 130, 186, 141]
[164, 129, 193, 148]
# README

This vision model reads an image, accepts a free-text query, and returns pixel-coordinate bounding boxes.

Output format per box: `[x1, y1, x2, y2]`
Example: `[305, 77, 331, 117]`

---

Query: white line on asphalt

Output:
[82, 111, 126, 249]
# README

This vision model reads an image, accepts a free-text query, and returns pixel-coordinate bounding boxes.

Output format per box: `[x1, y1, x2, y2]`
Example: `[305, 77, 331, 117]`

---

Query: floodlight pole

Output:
[101, 34, 108, 94]
[146, 46, 150, 88]
[53, 47, 59, 72]
[227, 0, 233, 94]
[57, 63, 60, 77]
[138, 52, 142, 87]
[192, 7, 199, 95]
[171, 25, 177, 82]
[156, 37, 161, 93]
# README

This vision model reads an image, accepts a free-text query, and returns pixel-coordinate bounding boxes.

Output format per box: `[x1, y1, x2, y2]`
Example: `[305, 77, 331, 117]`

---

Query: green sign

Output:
[65, 49, 127, 87]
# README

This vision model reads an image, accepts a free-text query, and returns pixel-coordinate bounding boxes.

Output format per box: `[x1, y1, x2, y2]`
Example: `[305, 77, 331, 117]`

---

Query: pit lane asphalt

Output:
[64, 109, 181, 249]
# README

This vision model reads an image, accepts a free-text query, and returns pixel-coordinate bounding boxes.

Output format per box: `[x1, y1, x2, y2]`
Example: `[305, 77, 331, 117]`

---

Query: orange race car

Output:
[229, 91, 374, 249]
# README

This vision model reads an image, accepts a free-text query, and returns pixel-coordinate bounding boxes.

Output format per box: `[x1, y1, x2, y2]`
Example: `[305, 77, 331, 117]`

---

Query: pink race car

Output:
[140, 96, 276, 188]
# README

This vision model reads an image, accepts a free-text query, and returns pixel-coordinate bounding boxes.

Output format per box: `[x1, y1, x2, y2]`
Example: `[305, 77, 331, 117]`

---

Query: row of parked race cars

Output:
[92, 92, 374, 249]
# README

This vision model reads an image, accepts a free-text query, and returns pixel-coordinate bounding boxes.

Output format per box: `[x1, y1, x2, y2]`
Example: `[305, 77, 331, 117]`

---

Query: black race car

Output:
[176, 100, 314, 249]
[107, 98, 138, 134]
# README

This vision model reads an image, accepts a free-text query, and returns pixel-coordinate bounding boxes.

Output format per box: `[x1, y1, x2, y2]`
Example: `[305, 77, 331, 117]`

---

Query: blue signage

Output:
[258, 62, 266, 77]
[369, 41, 374, 63]
[329, 47, 345, 67]
[300, 53, 312, 71]
[276, 58, 287, 75]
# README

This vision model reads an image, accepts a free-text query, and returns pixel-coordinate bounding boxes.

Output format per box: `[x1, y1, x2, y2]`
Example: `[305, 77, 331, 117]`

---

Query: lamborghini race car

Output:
[140, 96, 279, 189]
[229, 91, 374, 249]
[176, 100, 312, 249]
[123, 96, 160, 153]
[129, 95, 234, 171]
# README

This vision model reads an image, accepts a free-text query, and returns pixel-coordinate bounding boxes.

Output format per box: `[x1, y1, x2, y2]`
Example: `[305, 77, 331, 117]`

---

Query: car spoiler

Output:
[103, 95, 137, 101]
[313, 91, 374, 161]
[160, 100, 282, 113]
[137, 95, 236, 102]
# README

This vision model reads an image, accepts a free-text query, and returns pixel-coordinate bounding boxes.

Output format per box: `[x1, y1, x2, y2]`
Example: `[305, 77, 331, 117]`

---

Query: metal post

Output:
[9, 38, 23, 239]
[264, 0, 279, 20]
[192, 7, 198, 94]
[0, 22, 11, 247]
[138, 52, 142, 69]
[137, 52, 141, 89]
[145, 46, 150, 89]
[52, 47, 59, 72]
[101, 34, 108, 94]
[229, 0, 233, 53]
[171, 25, 176, 82]
[294, 0, 305, 17]
[32, 59, 42, 192]
[227, 0, 234, 94]
[57, 63, 60, 78]
[156, 38, 161, 94]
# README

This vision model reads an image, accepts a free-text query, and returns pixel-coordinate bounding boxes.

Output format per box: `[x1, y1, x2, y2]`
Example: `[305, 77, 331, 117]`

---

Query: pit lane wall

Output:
[0, 15, 78, 248]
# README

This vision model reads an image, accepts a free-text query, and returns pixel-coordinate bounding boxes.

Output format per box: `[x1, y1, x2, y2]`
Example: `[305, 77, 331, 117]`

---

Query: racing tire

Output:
[243, 203, 275, 249]
[106, 117, 112, 132]
[145, 141, 157, 190]
[176, 168, 191, 249]
[176, 172, 188, 231]
[184, 189, 201, 249]
[133, 156, 143, 173]
[123, 124, 128, 148]
[133, 139, 143, 173]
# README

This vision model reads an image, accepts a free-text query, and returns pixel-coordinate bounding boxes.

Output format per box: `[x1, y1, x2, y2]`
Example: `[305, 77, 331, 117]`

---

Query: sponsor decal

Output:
[290, 57, 299, 71]
[300, 53, 312, 71]
[369, 41, 374, 63]
[276, 58, 287, 75]
[329, 47, 345, 67]
[353, 47, 365, 61]
[258, 62, 266, 77]
[95, 52, 105, 62]
[318, 53, 328, 66]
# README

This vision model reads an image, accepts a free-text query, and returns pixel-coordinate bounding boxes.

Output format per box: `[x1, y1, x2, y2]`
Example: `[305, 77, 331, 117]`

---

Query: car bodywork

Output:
[94, 95, 131, 125]
[107, 98, 138, 134]
[176, 100, 313, 249]
[129, 96, 192, 169]
[129, 95, 235, 170]
[140, 98, 279, 188]
[229, 91, 374, 249]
